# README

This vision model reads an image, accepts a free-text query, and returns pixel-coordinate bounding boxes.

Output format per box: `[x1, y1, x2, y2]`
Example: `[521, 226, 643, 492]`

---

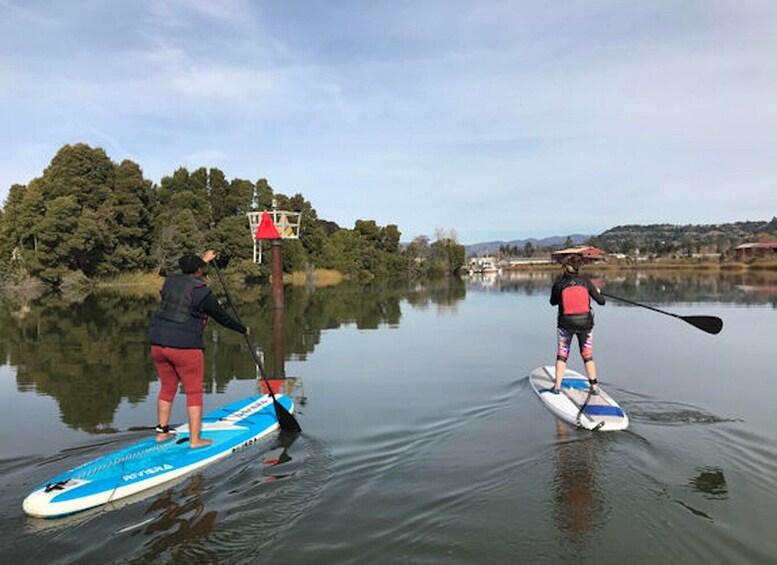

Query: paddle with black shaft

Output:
[210, 255, 302, 433]
[601, 291, 723, 335]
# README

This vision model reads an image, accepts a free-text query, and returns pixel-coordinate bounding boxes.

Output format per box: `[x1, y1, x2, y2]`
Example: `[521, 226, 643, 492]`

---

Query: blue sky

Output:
[1, 1, 775, 244]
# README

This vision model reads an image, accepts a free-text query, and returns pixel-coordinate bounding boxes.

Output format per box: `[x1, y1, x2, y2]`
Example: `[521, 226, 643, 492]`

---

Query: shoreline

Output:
[2, 260, 775, 299]
[500, 259, 777, 272]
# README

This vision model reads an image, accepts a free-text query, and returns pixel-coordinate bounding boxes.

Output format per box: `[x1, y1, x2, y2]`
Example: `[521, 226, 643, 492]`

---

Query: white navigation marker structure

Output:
[247, 202, 301, 264]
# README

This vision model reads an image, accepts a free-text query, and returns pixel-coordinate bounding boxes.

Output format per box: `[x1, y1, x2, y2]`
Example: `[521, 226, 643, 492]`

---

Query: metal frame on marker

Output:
[247, 207, 301, 263]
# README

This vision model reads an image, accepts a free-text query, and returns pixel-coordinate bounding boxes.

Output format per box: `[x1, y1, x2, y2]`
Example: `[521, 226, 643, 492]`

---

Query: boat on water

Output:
[468, 259, 502, 275]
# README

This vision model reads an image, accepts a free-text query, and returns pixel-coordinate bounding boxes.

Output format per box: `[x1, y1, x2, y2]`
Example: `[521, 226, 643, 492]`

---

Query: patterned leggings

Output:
[556, 327, 594, 363]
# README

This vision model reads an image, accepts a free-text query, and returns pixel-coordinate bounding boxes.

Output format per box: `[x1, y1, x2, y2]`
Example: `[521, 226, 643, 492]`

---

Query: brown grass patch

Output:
[748, 260, 777, 271]
[96, 271, 164, 296]
[286, 269, 344, 287]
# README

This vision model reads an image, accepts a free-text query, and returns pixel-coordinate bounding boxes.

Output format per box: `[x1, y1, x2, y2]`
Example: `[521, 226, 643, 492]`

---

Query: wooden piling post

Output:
[271, 239, 283, 309]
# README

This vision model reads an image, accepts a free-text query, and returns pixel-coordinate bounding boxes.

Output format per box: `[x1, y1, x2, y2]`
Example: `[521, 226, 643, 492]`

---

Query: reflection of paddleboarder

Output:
[148, 251, 250, 448]
[549, 255, 605, 395]
[552, 420, 600, 544]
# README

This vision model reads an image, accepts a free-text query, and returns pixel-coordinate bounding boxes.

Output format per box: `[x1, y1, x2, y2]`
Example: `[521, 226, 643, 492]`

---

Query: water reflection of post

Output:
[552, 420, 601, 550]
[272, 306, 286, 379]
[258, 299, 302, 402]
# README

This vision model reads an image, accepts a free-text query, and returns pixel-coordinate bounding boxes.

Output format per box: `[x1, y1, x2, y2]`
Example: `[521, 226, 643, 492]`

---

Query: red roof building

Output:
[734, 242, 777, 259]
[550, 246, 606, 264]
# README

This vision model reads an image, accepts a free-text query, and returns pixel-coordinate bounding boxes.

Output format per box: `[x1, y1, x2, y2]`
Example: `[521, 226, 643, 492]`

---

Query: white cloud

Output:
[1, 1, 775, 241]
[183, 149, 226, 169]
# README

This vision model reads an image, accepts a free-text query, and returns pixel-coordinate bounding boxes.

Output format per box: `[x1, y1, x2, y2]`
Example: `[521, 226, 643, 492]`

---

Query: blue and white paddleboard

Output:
[23, 394, 294, 518]
[530, 366, 629, 431]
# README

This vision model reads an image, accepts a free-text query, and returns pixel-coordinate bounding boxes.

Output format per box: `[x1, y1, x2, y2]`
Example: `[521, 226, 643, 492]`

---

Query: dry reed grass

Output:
[287, 269, 344, 287]
[96, 272, 164, 296]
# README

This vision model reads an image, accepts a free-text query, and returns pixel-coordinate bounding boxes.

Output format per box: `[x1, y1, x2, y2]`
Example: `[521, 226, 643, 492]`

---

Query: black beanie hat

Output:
[179, 253, 206, 274]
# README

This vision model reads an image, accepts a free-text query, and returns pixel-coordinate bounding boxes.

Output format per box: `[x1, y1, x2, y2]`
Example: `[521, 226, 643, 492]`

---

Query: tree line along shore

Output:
[2, 143, 774, 297]
[0, 143, 466, 295]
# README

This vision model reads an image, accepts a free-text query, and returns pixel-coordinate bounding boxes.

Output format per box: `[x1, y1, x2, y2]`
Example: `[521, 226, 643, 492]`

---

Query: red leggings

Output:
[151, 346, 205, 407]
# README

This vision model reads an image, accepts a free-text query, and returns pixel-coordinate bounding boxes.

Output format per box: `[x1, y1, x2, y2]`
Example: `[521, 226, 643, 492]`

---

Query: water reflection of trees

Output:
[0, 293, 159, 432]
[0, 280, 466, 432]
[476, 270, 777, 307]
[597, 270, 777, 307]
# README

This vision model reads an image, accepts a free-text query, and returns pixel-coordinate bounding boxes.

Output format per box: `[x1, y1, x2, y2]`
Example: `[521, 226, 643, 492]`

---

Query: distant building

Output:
[734, 242, 777, 260]
[508, 258, 554, 266]
[550, 246, 606, 264]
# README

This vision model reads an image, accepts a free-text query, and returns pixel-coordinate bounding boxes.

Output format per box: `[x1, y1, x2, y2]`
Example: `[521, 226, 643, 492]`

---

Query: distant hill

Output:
[466, 234, 591, 256]
[464, 218, 777, 257]
[594, 218, 777, 254]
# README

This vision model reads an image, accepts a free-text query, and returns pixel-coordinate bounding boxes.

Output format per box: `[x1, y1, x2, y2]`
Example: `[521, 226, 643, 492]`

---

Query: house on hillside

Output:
[734, 242, 777, 260]
[550, 246, 606, 264]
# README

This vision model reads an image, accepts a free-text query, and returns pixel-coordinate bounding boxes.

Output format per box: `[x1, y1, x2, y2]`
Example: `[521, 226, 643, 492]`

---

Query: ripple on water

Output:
[601, 395, 777, 565]
[620, 399, 741, 426]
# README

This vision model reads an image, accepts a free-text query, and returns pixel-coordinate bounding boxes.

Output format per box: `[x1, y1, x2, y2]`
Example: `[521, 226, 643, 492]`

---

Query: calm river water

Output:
[0, 270, 776, 564]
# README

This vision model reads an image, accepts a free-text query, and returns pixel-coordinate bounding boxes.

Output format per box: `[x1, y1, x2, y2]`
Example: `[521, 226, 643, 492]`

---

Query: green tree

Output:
[208, 167, 230, 224]
[158, 167, 211, 231]
[227, 178, 255, 216]
[255, 178, 274, 211]
[155, 167, 211, 269]
[0, 184, 32, 275]
[354, 220, 381, 245]
[621, 236, 636, 255]
[18, 145, 120, 282]
[281, 239, 308, 272]
[403, 235, 430, 279]
[111, 160, 156, 271]
[38, 143, 115, 209]
[380, 224, 401, 253]
[430, 238, 465, 277]
[206, 215, 253, 261]
[155, 209, 204, 274]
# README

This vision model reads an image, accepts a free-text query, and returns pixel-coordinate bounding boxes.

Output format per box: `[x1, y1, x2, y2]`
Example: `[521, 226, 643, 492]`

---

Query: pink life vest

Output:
[561, 284, 590, 315]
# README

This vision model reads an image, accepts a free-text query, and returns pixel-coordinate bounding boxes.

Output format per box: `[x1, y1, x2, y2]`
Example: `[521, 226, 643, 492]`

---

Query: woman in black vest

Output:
[149, 251, 249, 448]
[549, 254, 605, 395]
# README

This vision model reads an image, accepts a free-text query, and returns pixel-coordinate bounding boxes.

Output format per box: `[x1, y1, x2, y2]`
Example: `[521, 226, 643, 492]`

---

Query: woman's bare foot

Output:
[189, 438, 213, 449]
[155, 433, 174, 442]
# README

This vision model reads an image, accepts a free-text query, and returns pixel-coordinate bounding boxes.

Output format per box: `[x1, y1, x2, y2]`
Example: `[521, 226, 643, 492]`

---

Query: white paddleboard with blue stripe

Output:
[530, 366, 628, 431]
[23, 394, 294, 518]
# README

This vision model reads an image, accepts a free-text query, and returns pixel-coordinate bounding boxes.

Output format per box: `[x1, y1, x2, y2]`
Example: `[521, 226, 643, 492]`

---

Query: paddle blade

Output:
[681, 315, 723, 335]
[274, 400, 302, 433]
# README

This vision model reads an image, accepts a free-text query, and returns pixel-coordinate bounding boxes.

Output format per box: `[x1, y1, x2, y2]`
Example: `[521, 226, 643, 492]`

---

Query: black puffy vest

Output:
[148, 274, 209, 349]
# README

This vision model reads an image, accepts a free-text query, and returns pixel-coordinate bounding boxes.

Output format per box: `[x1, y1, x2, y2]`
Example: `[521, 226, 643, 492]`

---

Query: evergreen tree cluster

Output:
[0, 143, 466, 285]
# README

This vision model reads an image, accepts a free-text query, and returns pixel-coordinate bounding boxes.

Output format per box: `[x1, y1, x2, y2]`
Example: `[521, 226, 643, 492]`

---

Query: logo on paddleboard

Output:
[122, 464, 174, 482]
[226, 396, 273, 422]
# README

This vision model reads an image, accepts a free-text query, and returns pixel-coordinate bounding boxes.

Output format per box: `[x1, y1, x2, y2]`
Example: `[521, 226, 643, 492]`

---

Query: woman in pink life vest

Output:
[549, 254, 605, 394]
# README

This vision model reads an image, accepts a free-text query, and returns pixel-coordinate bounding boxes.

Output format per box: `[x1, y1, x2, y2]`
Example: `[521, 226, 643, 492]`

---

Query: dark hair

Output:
[563, 254, 583, 273]
[179, 253, 206, 274]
